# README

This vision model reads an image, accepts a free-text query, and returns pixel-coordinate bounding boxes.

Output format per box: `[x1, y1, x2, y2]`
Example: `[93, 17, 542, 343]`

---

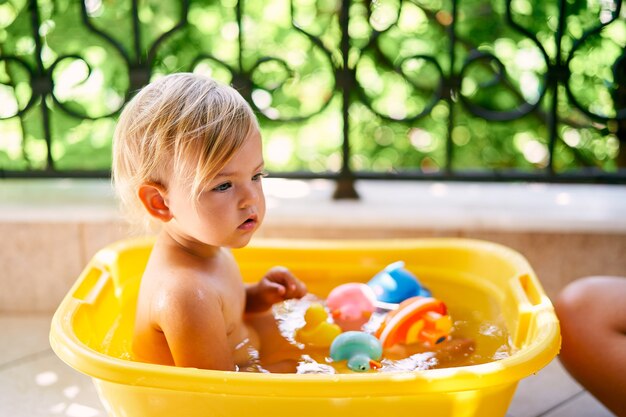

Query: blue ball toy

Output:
[367, 261, 430, 304]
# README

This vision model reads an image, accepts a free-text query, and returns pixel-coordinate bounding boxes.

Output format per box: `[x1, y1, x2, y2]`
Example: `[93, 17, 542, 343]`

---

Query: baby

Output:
[112, 73, 307, 371]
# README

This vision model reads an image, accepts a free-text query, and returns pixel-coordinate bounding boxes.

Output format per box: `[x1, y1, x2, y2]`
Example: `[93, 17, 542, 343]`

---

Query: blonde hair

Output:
[112, 73, 258, 231]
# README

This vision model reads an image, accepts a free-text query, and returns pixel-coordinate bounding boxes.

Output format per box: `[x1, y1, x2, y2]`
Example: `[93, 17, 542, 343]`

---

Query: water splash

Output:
[380, 352, 438, 372]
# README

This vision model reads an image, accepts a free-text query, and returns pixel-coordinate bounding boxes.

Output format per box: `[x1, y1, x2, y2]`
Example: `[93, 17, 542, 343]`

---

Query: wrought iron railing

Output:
[1, 0, 625, 198]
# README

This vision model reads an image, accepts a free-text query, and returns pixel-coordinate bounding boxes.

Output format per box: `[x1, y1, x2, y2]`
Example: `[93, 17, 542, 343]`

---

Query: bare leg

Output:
[245, 311, 303, 370]
[555, 276, 626, 417]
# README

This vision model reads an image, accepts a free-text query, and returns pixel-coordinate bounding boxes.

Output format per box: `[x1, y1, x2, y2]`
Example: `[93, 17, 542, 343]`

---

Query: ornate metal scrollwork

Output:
[0, 0, 624, 186]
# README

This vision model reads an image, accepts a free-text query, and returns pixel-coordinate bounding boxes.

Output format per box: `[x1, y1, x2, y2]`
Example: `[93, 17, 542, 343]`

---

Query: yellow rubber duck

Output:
[295, 303, 342, 347]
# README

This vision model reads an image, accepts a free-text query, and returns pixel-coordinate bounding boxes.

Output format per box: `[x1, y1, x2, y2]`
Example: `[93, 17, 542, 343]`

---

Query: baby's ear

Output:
[138, 182, 173, 222]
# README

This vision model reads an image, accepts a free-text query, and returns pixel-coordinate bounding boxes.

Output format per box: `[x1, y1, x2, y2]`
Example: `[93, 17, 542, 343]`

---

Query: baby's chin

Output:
[225, 235, 256, 249]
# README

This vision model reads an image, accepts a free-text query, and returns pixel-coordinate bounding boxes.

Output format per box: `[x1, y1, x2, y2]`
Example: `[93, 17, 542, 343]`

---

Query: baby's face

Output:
[165, 127, 266, 249]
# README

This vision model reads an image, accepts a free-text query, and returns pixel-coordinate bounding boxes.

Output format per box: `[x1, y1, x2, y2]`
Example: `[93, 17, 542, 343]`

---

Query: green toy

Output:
[329, 331, 383, 372]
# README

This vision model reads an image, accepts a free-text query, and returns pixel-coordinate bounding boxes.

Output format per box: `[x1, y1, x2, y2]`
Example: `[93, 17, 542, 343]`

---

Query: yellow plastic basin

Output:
[50, 237, 560, 417]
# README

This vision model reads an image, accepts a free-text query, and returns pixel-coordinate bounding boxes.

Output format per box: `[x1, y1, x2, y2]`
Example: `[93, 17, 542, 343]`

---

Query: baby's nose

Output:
[239, 185, 259, 208]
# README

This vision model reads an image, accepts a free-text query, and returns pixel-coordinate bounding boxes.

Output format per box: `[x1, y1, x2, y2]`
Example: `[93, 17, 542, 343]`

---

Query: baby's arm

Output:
[246, 266, 307, 313]
[158, 283, 235, 371]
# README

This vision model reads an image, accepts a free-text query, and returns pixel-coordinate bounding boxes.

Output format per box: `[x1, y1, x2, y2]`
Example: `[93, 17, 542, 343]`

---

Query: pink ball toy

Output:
[326, 283, 377, 331]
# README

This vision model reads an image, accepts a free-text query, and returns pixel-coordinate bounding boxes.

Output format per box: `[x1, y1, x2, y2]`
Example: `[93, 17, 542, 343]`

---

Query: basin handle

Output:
[516, 273, 543, 307]
[511, 273, 546, 346]
[71, 263, 111, 305]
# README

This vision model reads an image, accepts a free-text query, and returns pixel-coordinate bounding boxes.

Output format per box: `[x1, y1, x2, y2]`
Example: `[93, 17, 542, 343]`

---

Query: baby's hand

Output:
[246, 267, 307, 313]
[261, 266, 307, 301]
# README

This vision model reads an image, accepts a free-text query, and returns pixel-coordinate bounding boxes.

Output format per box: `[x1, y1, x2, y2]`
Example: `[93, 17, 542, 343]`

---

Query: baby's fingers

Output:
[264, 279, 287, 297]
[265, 267, 307, 299]
[278, 274, 306, 299]
[288, 278, 307, 299]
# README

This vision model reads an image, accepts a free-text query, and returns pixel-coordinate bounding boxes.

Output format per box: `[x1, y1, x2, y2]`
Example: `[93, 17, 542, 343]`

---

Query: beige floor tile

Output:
[0, 352, 105, 417]
[541, 391, 615, 417]
[506, 359, 583, 417]
[0, 314, 52, 366]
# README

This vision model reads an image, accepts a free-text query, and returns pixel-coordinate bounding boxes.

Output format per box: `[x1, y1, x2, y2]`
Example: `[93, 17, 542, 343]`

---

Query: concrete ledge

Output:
[2, 179, 625, 312]
[2, 179, 626, 233]
[263, 179, 626, 234]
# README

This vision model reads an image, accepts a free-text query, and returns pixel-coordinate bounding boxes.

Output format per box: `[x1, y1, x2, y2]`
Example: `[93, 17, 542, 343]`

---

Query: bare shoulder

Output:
[141, 262, 236, 370]
[153, 268, 222, 319]
[140, 245, 241, 331]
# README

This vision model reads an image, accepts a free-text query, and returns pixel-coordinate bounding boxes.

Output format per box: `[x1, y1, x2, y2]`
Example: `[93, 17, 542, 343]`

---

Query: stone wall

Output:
[2, 179, 625, 312]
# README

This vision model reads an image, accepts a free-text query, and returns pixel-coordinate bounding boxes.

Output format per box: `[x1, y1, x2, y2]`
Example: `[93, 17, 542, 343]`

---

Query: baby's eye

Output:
[212, 182, 232, 192]
[252, 171, 268, 182]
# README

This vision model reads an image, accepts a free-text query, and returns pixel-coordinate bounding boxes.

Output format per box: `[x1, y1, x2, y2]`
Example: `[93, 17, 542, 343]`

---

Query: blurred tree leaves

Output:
[0, 0, 623, 176]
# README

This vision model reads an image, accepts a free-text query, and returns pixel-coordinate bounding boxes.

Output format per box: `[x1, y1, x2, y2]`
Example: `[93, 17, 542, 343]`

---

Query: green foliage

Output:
[0, 0, 624, 176]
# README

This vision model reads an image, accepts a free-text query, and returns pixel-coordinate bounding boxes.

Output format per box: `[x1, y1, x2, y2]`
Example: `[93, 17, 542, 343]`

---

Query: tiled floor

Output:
[0, 314, 615, 417]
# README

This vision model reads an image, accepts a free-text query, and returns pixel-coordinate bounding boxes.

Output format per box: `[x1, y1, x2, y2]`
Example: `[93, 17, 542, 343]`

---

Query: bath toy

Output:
[326, 283, 377, 331]
[367, 261, 431, 304]
[295, 303, 342, 347]
[329, 331, 383, 372]
[376, 296, 452, 348]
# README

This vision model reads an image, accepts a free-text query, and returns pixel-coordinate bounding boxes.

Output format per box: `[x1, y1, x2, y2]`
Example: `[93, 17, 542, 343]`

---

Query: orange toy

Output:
[376, 296, 452, 348]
